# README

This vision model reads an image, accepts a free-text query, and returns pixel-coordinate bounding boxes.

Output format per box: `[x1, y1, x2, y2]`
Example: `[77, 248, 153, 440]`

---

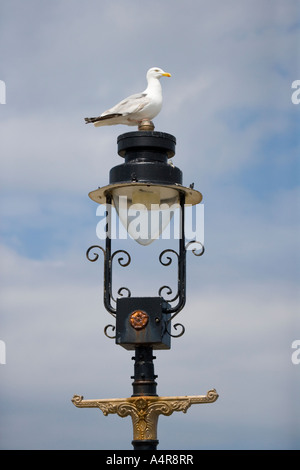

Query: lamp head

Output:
[89, 131, 202, 245]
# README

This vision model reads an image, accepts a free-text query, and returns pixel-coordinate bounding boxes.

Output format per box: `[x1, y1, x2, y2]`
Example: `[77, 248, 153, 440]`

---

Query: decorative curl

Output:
[72, 395, 83, 405]
[158, 285, 172, 297]
[112, 249, 131, 267]
[111, 287, 131, 303]
[159, 249, 179, 266]
[185, 240, 205, 256]
[117, 287, 131, 298]
[86, 245, 105, 262]
[104, 324, 116, 339]
[206, 389, 219, 402]
[158, 285, 179, 303]
[166, 322, 185, 338]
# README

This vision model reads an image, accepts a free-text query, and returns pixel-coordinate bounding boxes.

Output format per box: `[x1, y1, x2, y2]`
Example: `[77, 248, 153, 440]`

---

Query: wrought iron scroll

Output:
[86, 243, 131, 326]
[166, 322, 185, 338]
[159, 193, 186, 318]
[110, 250, 132, 302]
[158, 249, 179, 303]
[185, 240, 205, 257]
[104, 324, 116, 339]
[86, 245, 105, 261]
[158, 193, 205, 338]
[86, 193, 132, 338]
[86, 192, 204, 341]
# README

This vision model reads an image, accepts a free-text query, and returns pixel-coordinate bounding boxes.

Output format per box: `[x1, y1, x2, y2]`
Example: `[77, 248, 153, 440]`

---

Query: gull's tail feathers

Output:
[84, 113, 123, 126]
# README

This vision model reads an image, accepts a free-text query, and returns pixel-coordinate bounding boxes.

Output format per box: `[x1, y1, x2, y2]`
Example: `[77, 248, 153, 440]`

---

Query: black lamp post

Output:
[72, 130, 218, 450]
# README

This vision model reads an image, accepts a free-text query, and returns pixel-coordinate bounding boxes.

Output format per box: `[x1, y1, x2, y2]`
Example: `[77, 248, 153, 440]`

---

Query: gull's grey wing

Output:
[101, 92, 150, 116]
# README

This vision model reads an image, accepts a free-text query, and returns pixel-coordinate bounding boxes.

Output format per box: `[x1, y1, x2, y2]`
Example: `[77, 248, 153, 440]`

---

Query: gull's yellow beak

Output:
[162, 72, 171, 77]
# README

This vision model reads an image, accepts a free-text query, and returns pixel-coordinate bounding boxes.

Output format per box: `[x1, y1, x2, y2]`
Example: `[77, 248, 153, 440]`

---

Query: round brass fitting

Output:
[129, 310, 149, 330]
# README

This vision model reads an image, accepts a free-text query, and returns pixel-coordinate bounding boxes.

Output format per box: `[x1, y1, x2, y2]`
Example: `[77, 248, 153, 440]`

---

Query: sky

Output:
[0, 0, 299, 450]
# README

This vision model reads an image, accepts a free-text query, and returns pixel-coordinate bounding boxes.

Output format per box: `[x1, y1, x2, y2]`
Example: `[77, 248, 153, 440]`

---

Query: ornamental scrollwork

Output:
[111, 249, 131, 267]
[72, 389, 218, 441]
[185, 240, 205, 256]
[165, 322, 185, 338]
[86, 244, 132, 317]
[104, 324, 116, 339]
[86, 245, 105, 262]
[86, 237, 205, 341]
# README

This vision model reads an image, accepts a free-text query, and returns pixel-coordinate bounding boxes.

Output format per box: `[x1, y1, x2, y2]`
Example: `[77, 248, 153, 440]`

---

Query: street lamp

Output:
[72, 129, 218, 450]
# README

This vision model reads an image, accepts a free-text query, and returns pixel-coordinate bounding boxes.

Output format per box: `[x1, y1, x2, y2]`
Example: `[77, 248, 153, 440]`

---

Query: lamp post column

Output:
[131, 346, 159, 450]
[131, 346, 158, 398]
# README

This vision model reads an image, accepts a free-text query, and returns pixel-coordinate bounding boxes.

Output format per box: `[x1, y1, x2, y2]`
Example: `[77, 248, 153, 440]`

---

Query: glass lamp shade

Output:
[112, 185, 180, 246]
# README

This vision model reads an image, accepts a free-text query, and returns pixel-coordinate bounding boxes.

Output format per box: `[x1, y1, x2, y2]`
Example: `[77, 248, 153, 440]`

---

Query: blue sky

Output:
[0, 0, 299, 449]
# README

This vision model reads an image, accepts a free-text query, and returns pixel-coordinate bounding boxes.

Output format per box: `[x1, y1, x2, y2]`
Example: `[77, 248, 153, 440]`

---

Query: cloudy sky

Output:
[0, 0, 299, 450]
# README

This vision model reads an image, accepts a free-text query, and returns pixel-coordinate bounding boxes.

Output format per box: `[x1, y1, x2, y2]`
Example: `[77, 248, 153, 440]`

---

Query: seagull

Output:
[84, 67, 171, 130]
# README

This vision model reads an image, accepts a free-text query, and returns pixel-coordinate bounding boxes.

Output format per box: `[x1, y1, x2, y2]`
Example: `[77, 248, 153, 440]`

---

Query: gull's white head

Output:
[147, 67, 171, 80]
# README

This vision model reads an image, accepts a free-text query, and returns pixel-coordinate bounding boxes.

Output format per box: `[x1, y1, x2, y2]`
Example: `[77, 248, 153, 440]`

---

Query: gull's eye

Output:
[154, 69, 160, 72]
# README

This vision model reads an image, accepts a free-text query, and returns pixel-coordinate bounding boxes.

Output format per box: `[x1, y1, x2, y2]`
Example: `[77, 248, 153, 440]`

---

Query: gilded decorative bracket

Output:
[72, 389, 218, 442]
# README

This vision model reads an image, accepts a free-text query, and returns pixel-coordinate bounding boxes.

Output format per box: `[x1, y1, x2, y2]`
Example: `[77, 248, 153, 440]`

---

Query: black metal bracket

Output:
[86, 192, 204, 346]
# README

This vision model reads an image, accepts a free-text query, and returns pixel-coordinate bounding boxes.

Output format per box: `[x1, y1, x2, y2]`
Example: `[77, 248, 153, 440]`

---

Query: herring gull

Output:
[84, 67, 171, 130]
